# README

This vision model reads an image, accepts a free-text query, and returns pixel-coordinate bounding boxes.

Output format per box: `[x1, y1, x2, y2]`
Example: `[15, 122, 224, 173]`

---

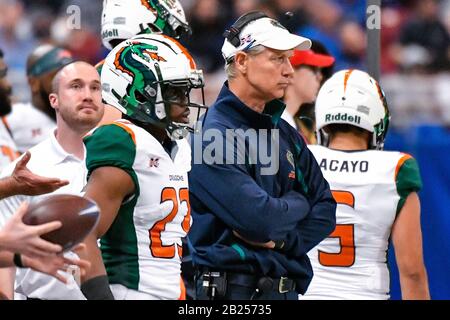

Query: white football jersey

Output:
[0, 119, 19, 171]
[301, 145, 422, 300]
[84, 120, 191, 300]
[3, 102, 56, 153]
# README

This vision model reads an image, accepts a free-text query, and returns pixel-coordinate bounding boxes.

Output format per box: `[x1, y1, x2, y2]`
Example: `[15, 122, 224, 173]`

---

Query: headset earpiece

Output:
[223, 11, 268, 48]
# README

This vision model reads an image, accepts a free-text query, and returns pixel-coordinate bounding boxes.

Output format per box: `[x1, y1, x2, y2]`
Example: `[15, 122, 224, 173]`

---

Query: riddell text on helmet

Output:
[325, 113, 361, 125]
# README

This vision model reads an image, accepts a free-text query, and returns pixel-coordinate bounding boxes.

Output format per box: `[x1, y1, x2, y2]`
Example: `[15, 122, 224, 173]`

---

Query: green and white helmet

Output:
[315, 69, 390, 150]
[101, 33, 205, 138]
[101, 0, 191, 50]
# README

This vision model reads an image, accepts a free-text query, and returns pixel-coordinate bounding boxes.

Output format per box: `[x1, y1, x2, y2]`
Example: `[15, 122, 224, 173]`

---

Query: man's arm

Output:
[0, 249, 90, 300]
[189, 161, 311, 243]
[0, 152, 68, 199]
[80, 123, 138, 299]
[392, 192, 430, 300]
[275, 144, 337, 256]
[78, 166, 134, 299]
[232, 230, 275, 249]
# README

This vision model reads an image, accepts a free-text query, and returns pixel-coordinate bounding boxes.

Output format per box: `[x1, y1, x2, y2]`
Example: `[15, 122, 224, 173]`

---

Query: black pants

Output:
[194, 271, 298, 300]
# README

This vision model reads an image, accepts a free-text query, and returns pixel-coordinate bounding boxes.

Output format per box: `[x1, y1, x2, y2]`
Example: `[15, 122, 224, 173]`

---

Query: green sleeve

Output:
[95, 60, 104, 75]
[84, 124, 139, 196]
[396, 157, 422, 214]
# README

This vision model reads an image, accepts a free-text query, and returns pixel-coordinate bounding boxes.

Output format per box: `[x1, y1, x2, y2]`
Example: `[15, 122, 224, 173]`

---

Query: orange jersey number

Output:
[149, 187, 191, 259]
[318, 190, 356, 267]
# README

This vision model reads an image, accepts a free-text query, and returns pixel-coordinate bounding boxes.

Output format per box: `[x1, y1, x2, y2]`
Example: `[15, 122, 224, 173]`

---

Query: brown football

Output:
[22, 194, 100, 252]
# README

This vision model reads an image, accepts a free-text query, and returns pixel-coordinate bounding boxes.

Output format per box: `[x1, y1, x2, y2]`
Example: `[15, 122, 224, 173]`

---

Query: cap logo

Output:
[240, 34, 254, 47]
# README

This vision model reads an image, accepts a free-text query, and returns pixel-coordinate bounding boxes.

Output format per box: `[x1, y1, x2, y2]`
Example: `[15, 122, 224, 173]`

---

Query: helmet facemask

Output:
[149, 0, 192, 39]
[372, 89, 390, 150]
[154, 66, 207, 139]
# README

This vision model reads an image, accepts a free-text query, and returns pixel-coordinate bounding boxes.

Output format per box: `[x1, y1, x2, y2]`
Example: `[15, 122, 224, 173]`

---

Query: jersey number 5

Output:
[318, 190, 355, 267]
[149, 187, 191, 259]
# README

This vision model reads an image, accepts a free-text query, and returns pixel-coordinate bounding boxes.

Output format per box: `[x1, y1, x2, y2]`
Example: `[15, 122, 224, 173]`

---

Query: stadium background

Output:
[0, 0, 448, 299]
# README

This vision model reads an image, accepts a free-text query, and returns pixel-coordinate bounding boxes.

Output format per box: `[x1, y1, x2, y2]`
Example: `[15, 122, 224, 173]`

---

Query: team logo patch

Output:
[288, 171, 296, 180]
[287, 150, 296, 180]
[113, 42, 158, 84]
[240, 34, 254, 47]
[149, 157, 160, 168]
[31, 128, 42, 138]
[286, 150, 295, 170]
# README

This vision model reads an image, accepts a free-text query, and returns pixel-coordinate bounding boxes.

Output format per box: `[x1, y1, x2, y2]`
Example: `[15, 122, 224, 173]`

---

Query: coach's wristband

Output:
[273, 240, 285, 250]
[81, 275, 115, 300]
[13, 253, 24, 268]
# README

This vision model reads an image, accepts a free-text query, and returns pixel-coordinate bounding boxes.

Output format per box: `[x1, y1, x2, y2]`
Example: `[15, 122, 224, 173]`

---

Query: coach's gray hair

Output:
[225, 45, 266, 80]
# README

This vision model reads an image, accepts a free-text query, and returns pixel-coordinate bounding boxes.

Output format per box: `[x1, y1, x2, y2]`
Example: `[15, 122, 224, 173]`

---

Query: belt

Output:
[227, 272, 296, 294]
[200, 269, 296, 294]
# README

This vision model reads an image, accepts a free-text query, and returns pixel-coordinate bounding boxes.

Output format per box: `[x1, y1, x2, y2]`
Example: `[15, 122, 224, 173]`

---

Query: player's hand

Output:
[21, 252, 91, 284]
[232, 230, 275, 249]
[72, 243, 91, 278]
[0, 202, 63, 257]
[11, 152, 69, 195]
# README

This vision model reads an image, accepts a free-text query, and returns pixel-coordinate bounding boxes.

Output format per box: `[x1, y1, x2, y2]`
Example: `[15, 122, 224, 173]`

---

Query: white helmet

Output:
[101, 33, 206, 138]
[315, 69, 390, 150]
[101, 0, 191, 50]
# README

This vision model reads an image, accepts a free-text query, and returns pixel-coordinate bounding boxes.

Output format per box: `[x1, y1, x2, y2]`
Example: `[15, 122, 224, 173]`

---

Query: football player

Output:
[0, 48, 19, 170]
[79, 34, 206, 300]
[300, 70, 430, 300]
[0, 49, 70, 198]
[97, 0, 191, 125]
[3, 45, 74, 153]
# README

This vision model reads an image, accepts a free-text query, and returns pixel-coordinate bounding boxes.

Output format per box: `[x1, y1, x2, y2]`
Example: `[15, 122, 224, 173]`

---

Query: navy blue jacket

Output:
[188, 83, 336, 294]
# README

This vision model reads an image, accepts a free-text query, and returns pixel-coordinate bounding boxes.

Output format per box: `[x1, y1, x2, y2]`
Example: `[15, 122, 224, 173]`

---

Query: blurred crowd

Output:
[0, 0, 449, 126]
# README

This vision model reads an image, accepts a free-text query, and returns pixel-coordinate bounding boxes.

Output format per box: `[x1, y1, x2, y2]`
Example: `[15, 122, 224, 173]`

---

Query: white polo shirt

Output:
[0, 130, 87, 300]
[3, 102, 56, 153]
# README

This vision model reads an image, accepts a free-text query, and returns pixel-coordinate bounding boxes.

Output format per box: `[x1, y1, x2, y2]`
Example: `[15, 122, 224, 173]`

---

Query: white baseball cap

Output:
[221, 17, 311, 63]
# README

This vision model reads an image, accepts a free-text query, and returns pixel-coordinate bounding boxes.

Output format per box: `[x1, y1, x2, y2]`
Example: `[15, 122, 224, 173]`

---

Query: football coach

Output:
[187, 12, 336, 300]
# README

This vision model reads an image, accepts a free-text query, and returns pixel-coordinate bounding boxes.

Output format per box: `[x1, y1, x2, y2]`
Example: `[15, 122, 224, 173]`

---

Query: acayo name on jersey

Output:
[319, 158, 368, 173]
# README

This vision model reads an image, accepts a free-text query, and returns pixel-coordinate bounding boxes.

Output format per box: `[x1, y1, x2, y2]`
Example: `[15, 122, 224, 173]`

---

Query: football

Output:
[22, 194, 100, 252]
